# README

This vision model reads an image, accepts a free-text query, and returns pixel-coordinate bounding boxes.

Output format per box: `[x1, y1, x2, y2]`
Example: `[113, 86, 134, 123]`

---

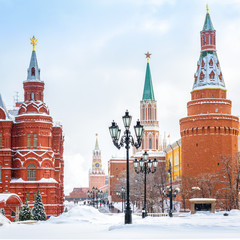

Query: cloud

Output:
[141, 19, 171, 33]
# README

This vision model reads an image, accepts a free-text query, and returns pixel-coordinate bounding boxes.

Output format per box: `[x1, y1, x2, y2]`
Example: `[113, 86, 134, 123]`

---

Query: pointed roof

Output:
[94, 134, 100, 151]
[142, 54, 155, 101]
[192, 52, 226, 91]
[26, 50, 41, 82]
[202, 7, 214, 31]
[0, 94, 10, 119]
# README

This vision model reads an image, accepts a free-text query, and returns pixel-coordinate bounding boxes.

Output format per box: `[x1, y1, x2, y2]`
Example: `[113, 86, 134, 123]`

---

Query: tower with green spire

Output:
[134, 52, 163, 154]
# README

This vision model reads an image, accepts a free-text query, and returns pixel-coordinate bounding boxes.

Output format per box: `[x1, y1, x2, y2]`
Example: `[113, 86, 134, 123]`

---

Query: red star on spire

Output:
[145, 52, 152, 59]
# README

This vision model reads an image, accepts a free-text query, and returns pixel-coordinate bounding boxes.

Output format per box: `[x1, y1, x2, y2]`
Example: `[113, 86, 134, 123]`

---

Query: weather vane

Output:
[30, 36, 37, 51]
[145, 52, 151, 63]
[206, 4, 209, 14]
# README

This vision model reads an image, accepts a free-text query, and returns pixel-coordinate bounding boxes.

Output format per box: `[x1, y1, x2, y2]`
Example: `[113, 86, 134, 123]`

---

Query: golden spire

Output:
[206, 4, 209, 14]
[30, 36, 37, 51]
[145, 52, 151, 63]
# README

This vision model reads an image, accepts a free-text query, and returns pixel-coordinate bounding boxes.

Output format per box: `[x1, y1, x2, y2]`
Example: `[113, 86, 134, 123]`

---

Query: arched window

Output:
[0, 133, 2, 149]
[156, 139, 158, 150]
[27, 164, 36, 181]
[204, 35, 206, 45]
[33, 134, 37, 149]
[27, 134, 31, 149]
[148, 107, 151, 120]
[31, 67, 35, 76]
[31, 92, 35, 100]
[149, 139, 152, 149]
[0, 166, 1, 182]
[209, 35, 211, 45]
[142, 108, 145, 120]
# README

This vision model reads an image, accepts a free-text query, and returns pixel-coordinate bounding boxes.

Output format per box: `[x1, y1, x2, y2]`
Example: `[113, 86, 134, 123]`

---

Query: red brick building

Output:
[0, 37, 64, 220]
[180, 10, 239, 178]
[65, 188, 89, 202]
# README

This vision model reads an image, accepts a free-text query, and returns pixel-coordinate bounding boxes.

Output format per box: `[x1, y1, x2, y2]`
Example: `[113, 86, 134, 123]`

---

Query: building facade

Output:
[180, 9, 239, 179]
[0, 37, 64, 220]
[165, 140, 181, 181]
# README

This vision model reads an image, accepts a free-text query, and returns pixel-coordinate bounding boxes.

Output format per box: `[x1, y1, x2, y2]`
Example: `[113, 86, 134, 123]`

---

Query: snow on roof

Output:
[10, 178, 58, 183]
[0, 193, 22, 204]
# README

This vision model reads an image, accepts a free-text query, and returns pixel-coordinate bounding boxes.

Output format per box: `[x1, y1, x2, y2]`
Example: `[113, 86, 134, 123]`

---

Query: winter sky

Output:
[0, 0, 240, 194]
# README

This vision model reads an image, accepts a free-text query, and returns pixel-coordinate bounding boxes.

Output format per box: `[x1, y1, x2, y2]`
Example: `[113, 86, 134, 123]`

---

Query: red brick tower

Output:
[89, 134, 105, 190]
[180, 8, 239, 178]
[133, 52, 162, 155]
[0, 37, 64, 220]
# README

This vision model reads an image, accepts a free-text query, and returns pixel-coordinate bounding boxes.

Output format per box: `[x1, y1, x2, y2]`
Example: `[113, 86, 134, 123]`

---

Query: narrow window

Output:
[31, 67, 35, 76]
[31, 92, 35, 100]
[27, 164, 36, 181]
[27, 134, 31, 149]
[33, 192, 37, 201]
[148, 108, 151, 120]
[33, 134, 37, 149]
[209, 35, 211, 45]
[142, 108, 145, 120]
[156, 139, 158, 150]
[0, 134, 2, 149]
[204, 35, 206, 45]
[142, 140, 144, 149]
[149, 139, 152, 149]
[209, 71, 215, 81]
[26, 192, 30, 201]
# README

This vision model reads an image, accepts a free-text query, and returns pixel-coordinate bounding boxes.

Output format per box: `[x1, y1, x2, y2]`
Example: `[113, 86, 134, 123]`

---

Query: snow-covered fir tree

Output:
[19, 200, 32, 221]
[32, 190, 46, 221]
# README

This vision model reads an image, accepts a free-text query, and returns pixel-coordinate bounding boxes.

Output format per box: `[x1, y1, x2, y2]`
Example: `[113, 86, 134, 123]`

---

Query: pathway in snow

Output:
[0, 205, 240, 239]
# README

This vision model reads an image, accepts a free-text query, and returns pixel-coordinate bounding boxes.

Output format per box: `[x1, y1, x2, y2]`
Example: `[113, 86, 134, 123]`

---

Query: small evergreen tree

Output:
[0, 208, 5, 216]
[32, 190, 46, 221]
[19, 200, 32, 221]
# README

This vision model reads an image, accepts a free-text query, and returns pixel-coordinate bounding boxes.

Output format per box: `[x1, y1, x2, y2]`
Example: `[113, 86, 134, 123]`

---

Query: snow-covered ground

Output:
[1, 205, 240, 239]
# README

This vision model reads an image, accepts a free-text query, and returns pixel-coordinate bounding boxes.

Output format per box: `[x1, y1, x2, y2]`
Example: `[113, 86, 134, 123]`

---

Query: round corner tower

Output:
[180, 8, 239, 178]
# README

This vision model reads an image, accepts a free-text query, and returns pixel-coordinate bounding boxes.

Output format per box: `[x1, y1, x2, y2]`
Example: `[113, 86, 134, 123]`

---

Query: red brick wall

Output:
[180, 88, 239, 178]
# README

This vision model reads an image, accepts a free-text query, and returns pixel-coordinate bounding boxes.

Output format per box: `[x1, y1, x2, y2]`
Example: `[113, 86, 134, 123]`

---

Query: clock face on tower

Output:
[95, 163, 100, 168]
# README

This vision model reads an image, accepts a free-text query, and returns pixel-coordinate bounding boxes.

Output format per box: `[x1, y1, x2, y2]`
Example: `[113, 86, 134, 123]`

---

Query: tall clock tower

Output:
[89, 134, 105, 190]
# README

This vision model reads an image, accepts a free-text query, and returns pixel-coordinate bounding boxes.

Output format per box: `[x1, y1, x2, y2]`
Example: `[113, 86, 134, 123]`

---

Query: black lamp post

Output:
[88, 187, 99, 208]
[133, 151, 158, 218]
[163, 160, 180, 217]
[109, 110, 144, 224]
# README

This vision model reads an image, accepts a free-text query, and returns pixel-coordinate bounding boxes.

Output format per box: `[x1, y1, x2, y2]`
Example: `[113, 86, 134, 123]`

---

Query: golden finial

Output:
[145, 52, 151, 63]
[206, 4, 209, 14]
[30, 36, 37, 51]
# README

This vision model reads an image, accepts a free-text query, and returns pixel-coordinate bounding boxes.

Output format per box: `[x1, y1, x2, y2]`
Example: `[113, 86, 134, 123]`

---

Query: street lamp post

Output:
[133, 151, 158, 218]
[109, 110, 144, 224]
[163, 160, 180, 217]
[87, 187, 99, 208]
